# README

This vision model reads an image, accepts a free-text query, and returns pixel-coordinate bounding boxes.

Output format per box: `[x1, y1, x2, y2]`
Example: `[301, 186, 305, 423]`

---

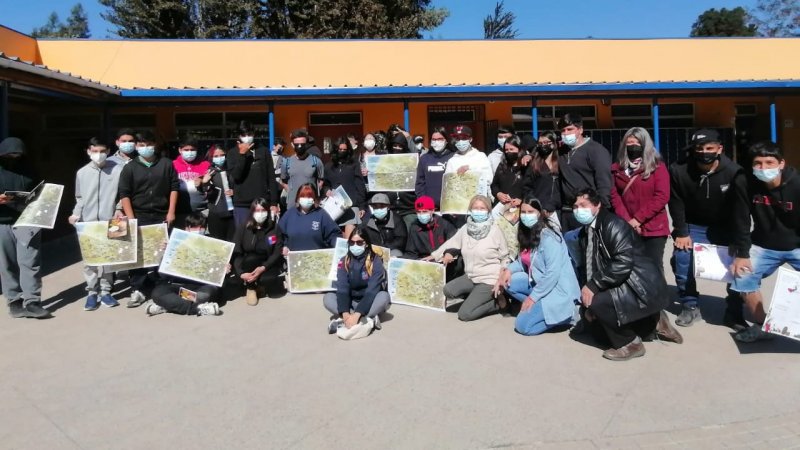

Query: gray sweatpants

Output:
[443, 274, 498, 322]
[83, 265, 113, 296]
[323, 291, 391, 318]
[0, 224, 42, 306]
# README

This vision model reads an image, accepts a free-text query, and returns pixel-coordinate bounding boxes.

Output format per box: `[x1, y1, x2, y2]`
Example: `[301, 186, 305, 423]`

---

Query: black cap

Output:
[689, 129, 721, 146]
[451, 125, 472, 138]
[0, 137, 26, 157]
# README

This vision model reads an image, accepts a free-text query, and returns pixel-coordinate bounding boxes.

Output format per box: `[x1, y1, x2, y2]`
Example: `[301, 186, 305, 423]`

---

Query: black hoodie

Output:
[0, 138, 39, 224]
[733, 166, 800, 257]
[668, 153, 747, 245]
[227, 145, 280, 208]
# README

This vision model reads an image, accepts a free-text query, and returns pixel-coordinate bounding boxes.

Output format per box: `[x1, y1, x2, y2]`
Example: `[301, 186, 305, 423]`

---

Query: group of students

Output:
[0, 111, 797, 359]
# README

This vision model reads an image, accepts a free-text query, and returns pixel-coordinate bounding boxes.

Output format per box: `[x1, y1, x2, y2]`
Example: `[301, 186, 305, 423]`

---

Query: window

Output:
[428, 105, 478, 123]
[511, 105, 597, 132]
[659, 103, 694, 128]
[174, 111, 269, 139]
[308, 112, 362, 126]
[735, 104, 757, 117]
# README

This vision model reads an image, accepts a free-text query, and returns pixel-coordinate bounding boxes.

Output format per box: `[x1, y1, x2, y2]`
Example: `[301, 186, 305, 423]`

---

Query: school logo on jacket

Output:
[720, 184, 730, 193]
[266, 235, 277, 245]
[312, 221, 320, 231]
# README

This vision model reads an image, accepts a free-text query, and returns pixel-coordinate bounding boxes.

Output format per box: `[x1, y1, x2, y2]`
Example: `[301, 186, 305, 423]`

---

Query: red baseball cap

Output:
[415, 196, 435, 211]
[451, 125, 472, 138]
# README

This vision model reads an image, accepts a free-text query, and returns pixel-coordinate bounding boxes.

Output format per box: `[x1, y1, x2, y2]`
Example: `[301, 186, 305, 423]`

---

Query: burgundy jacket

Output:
[610, 161, 670, 238]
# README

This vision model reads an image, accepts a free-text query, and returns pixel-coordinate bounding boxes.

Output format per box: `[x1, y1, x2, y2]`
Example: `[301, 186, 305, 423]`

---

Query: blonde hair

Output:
[617, 127, 661, 179]
[468, 195, 492, 211]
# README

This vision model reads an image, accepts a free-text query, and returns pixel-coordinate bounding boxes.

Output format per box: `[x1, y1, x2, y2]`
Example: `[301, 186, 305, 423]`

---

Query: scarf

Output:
[466, 215, 494, 240]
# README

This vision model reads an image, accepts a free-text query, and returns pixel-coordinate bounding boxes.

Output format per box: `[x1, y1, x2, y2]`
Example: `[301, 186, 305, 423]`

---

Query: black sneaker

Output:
[8, 300, 26, 318]
[722, 305, 748, 332]
[9, 301, 52, 319]
[675, 305, 700, 327]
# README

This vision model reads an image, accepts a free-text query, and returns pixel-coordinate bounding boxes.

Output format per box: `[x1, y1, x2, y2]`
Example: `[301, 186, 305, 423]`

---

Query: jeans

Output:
[515, 300, 571, 336]
[323, 291, 391, 318]
[731, 245, 800, 293]
[506, 272, 532, 302]
[129, 217, 163, 296]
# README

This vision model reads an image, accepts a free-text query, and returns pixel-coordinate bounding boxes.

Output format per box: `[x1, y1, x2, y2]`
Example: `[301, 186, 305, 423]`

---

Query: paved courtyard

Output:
[1, 236, 799, 449]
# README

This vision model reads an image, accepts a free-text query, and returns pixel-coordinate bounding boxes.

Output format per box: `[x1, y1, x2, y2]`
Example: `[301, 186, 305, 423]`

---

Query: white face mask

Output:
[89, 152, 107, 165]
[415, 143, 424, 151]
[181, 150, 197, 162]
[363, 139, 376, 151]
[497, 137, 507, 148]
[240, 136, 254, 144]
[430, 140, 446, 152]
[253, 211, 269, 223]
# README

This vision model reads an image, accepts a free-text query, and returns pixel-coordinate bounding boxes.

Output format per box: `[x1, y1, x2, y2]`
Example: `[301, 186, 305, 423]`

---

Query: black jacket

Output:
[232, 219, 283, 274]
[734, 167, 800, 256]
[523, 161, 561, 212]
[203, 168, 234, 218]
[322, 160, 367, 209]
[579, 209, 668, 325]
[363, 210, 407, 252]
[0, 159, 38, 224]
[118, 156, 180, 220]
[491, 162, 526, 202]
[404, 216, 457, 259]
[227, 145, 280, 208]
[668, 154, 747, 245]
[558, 139, 612, 208]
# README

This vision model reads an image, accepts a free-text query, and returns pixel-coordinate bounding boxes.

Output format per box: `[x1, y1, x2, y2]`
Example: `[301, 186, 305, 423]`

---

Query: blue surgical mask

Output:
[212, 156, 226, 166]
[371, 207, 388, 220]
[417, 213, 432, 224]
[298, 198, 314, 210]
[562, 133, 578, 147]
[118, 142, 136, 154]
[181, 151, 197, 162]
[455, 140, 471, 153]
[188, 229, 206, 235]
[469, 210, 489, 223]
[574, 207, 596, 225]
[497, 138, 506, 148]
[137, 146, 156, 158]
[520, 213, 539, 228]
[753, 167, 780, 183]
[349, 245, 366, 257]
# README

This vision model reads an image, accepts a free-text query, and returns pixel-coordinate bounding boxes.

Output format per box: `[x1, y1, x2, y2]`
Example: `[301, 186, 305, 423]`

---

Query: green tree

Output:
[690, 7, 758, 37]
[749, 0, 799, 37]
[483, 0, 517, 39]
[100, 0, 195, 39]
[31, 3, 91, 38]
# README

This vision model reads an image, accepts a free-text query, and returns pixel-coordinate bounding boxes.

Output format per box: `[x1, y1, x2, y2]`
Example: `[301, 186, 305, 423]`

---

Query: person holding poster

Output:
[232, 198, 287, 306]
[415, 127, 454, 209]
[68, 137, 123, 310]
[146, 213, 222, 317]
[0, 137, 49, 319]
[730, 142, 800, 343]
[201, 145, 235, 242]
[404, 196, 460, 281]
[491, 135, 528, 208]
[323, 228, 389, 337]
[443, 125, 493, 201]
[322, 137, 366, 236]
[668, 129, 749, 329]
[172, 137, 210, 227]
[495, 198, 579, 336]
[278, 183, 340, 252]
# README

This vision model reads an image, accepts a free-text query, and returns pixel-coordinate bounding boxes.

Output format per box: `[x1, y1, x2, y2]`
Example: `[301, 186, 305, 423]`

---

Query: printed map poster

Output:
[322, 186, 353, 221]
[763, 267, 800, 342]
[496, 215, 519, 260]
[388, 258, 446, 312]
[112, 224, 170, 272]
[440, 172, 481, 215]
[158, 229, 235, 287]
[366, 154, 418, 192]
[76, 219, 139, 267]
[288, 249, 336, 293]
[693, 244, 734, 283]
[14, 183, 64, 229]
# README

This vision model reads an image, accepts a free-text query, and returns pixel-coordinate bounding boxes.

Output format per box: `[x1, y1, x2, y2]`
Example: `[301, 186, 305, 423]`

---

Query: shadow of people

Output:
[42, 283, 86, 312]
[731, 333, 800, 354]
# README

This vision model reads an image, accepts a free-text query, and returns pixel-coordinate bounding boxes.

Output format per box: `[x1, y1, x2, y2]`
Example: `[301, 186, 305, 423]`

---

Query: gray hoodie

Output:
[72, 160, 123, 221]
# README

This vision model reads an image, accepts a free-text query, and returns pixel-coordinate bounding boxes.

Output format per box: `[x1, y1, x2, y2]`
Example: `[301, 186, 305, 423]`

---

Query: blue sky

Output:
[1, 0, 761, 39]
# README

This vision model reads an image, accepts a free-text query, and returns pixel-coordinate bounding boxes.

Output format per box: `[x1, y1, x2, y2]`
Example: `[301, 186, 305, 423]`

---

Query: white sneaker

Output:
[197, 302, 220, 316]
[145, 301, 166, 316]
[336, 317, 375, 340]
[127, 290, 147, 308]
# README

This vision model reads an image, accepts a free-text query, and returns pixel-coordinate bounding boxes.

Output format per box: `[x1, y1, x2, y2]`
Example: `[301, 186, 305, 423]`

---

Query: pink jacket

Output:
[610, 161, 670, 237]
[172, 157, 210, 183]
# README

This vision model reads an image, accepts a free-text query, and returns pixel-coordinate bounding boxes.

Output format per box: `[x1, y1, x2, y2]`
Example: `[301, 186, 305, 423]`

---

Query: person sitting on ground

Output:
[145, 213, 222, 317]
[495, 197, 579, 336]
[361, 193, 407, 257]
[323, 227, 390, 337]
[404, 195, 461, 281]
[572, 188, 682, 361]
[278, 183, 340, 253]
[428, 195, 510, 322]
[232, 198, 287, 306]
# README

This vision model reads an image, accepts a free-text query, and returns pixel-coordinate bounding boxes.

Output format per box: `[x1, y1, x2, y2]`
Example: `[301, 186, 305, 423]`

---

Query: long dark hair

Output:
[344, 227, 377, 275]
[531, 131, 559, 175]
[332, 136, 354, 166]
[497, 135, 525, 173]
[245, 198, 273, 230]
[517, 197, 560, 252]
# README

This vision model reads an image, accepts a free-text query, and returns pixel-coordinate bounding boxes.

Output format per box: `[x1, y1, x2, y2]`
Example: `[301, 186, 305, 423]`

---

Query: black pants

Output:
[152, 282, 219, 315]
[130, 216, 165, 295]
[589, 290, 660, 349]
[642, 236, 668, 279]
[207, 212, 235, 242]
[239, 254, 286, 298]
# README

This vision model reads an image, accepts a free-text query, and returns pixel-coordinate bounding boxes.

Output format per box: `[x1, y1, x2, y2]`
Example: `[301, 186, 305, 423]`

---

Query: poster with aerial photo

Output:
[287, 249, 336, 293]
[763, 267, 800, 342]
[440, 172, 481, 215]
[14, 183, 64, 229]
[112, 224, 169, 272]
[366, 154, 418, 192]
[388, 258, 446, 312]
[76, 219, 139, 267]
[158, 229, 235, 287]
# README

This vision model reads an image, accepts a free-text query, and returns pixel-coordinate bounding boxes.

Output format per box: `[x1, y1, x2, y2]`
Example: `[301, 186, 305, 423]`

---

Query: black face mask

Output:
[536, 145, 554, 157]
[505, 152, 519, 164]
[626, 145, 644, 161]
[694, 151, 719, 165]
[294, 144, 307, 155]
[333, 149, 351, 163]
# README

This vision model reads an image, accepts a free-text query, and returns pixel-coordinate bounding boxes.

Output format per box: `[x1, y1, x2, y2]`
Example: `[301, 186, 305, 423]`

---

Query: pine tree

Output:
[749, 0, 800, 37]
[31, 4, 90, 38]
[99, 0, 195, 39]
[690, 7, 758, 37]
[483, 1, 517, 40]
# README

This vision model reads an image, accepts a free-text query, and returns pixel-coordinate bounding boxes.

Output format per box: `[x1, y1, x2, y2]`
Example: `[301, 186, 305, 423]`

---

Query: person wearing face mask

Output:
[322, 137, 367, 237]
[108, 128, 137, 166]
[415, 127, 454, 209]
[378, 133, 419, 231]
[523, 131, 562, 229]
[668, 128, 749, 329]
[609, 127, 670, 278]
[226, 120, 280, 227]
[362, 193, 407, 257]
[281, 129, 324, 213]
[494, 198, 579, 335]
[728, 142, 800, 343]
[172, 138, 211, 227]
[232, 198, 287, 306]
[556, 114, 612, 232]
[427, 195, 510, 321]
[69, 137, 124, 310]
[572, 188, 682, 361]
[201, 145, 235, 242]
[0, 137, 49, 319]
[404, 196, 457, 262]
[323, 228, 389, 338]
[491, 135, 528, 208]
[413, 135, 427, 155]
[278, 183, 341, 253]
[145, 213, 224, 317]
[488, 126, 515, 175]
[443, 125, 493, 201]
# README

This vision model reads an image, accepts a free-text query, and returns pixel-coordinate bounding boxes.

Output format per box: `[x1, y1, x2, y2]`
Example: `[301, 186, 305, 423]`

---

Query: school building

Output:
[1, 25, 799, 235]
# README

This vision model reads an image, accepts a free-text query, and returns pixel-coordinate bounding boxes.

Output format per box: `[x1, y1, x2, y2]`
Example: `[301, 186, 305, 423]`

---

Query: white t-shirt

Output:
[444, 147, 493, 198]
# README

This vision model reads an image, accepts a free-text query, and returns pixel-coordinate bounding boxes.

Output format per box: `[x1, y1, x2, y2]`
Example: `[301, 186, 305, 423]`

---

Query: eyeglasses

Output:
[349, 240, 366, 247]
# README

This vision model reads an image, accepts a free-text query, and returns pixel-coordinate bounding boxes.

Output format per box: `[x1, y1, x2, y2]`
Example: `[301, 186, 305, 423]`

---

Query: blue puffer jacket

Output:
[334, 252, 385, 315]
